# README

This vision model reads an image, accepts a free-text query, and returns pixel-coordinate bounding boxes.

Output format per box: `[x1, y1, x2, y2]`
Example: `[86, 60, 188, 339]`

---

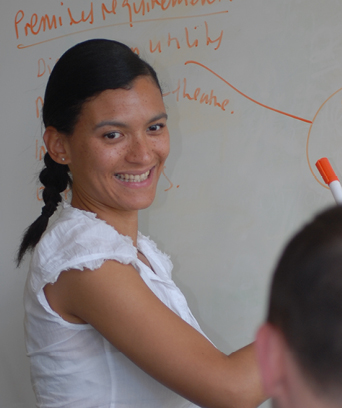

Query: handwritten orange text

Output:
[185, 60, 313, 123]
[35, 96, 43, 118]
[36, 139, 46, 161]
[164, 78, 229, 111]
[15, 10, 61, 39]
[14, 1, 114, 39]
[122, 0, 223, 26]
[148, 21, 223, 53]
[14, 0, 227, 41]
[37, 57, 61, 78]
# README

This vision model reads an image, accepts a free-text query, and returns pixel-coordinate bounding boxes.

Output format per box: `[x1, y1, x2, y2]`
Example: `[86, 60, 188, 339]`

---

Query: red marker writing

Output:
[316, 158, 342, 204]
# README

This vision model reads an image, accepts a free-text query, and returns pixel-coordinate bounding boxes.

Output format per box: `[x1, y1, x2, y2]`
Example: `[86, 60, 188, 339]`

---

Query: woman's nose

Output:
[125, 134, 153, 164]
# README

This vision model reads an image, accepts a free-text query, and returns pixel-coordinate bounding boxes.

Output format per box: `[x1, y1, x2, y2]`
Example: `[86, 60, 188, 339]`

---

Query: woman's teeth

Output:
[115, 170, 150, 182]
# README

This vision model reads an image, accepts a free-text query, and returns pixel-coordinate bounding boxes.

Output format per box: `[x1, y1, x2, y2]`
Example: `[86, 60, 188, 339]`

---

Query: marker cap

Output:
[316, 158, 339, 185]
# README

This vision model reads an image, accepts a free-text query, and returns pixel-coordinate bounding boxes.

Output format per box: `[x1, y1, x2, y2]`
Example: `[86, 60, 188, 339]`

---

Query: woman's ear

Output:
[43, 127, 70, 165]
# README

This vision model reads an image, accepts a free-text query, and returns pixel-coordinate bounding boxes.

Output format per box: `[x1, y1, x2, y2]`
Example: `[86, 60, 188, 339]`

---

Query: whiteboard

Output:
[2, 0, 342, 406]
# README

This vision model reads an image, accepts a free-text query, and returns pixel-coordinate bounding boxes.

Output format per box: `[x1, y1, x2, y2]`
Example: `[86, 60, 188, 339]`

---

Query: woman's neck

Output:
[70, 196, 139, 246]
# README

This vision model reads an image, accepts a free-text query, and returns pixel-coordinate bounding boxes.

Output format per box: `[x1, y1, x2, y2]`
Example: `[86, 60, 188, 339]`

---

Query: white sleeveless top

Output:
[24, 203, 204, 408]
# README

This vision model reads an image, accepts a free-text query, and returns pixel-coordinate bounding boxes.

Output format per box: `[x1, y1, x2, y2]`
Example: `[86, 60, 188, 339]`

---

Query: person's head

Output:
[42, 38, 161, 135]
[17, 39, 166, 265]
[256, 206, 342, 408]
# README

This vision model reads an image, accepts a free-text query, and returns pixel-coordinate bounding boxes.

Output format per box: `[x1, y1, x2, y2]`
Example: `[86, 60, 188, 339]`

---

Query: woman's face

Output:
[63, 76, 170, 214]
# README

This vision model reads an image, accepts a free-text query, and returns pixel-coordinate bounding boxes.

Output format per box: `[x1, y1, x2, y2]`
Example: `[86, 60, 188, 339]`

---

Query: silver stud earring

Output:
[62, 157, 65, 162]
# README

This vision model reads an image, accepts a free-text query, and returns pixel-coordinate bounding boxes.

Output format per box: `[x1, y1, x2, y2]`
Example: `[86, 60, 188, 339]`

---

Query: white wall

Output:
[2, 1, 342, 406]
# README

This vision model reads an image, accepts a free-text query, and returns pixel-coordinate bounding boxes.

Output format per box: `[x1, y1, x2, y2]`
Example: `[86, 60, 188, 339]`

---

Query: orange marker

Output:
[316, 158, 342, 204]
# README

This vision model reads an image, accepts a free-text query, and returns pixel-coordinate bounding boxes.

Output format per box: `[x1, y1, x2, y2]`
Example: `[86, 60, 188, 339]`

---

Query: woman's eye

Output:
[148, 123, 164, 132]
[104, 131, 121, 140]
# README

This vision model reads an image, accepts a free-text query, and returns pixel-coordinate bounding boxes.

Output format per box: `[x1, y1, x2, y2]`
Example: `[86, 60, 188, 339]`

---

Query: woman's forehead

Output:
[77, 78, 166, 127]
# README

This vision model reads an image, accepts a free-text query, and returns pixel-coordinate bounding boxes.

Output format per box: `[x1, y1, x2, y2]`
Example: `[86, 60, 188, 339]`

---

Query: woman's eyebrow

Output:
[93, 120, 127, 130]
[148, 112, 168, 123]
[93, 112, 168, 131]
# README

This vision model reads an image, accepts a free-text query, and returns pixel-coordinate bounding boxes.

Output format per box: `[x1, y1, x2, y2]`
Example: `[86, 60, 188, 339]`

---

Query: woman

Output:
[18, 39, 265, 408]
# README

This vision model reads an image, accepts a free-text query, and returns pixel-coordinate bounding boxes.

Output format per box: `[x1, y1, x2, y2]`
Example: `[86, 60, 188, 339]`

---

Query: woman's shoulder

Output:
[32, 202, 138, 278]
[46, 201, 133, 245]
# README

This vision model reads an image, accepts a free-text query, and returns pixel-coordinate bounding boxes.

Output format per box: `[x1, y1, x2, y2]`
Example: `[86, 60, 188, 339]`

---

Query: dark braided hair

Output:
[17, 38, 161, 265]
[17, 154, 72, 265]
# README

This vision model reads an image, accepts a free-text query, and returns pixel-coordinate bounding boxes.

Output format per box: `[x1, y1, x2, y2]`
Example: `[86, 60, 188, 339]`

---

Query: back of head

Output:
[267, 206, 342, 401]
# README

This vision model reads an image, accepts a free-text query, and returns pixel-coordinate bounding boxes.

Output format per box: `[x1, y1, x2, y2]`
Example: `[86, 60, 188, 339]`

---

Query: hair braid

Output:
[17, 153, 72, 266]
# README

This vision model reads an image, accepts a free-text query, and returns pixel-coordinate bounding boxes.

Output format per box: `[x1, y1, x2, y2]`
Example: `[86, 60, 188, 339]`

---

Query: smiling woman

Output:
[44, 80, 170, 229]
[17, 39, 265, 408]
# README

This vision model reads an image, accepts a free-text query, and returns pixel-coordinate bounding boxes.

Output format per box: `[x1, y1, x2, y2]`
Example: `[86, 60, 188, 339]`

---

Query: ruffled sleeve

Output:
[29, 203, 138, 296]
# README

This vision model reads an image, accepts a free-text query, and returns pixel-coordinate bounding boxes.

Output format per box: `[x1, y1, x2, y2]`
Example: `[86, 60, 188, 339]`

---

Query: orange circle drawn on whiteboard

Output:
[306, 87, 342, 189]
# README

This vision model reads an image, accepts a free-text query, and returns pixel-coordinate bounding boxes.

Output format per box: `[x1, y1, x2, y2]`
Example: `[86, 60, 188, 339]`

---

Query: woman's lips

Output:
[114, 169, 151, 183]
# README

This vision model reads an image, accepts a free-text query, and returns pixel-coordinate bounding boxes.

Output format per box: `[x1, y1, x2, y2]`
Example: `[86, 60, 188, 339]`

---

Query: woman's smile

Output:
[114, 167, 152, 183]
[60, 76, 170, 216]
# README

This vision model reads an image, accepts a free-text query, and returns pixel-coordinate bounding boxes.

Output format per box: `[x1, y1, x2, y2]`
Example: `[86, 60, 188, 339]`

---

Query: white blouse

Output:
[24, 203, 205, 408]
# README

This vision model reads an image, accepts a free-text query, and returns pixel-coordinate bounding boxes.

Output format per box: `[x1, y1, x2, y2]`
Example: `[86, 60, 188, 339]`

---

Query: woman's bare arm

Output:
[44, 260, 266, 408]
